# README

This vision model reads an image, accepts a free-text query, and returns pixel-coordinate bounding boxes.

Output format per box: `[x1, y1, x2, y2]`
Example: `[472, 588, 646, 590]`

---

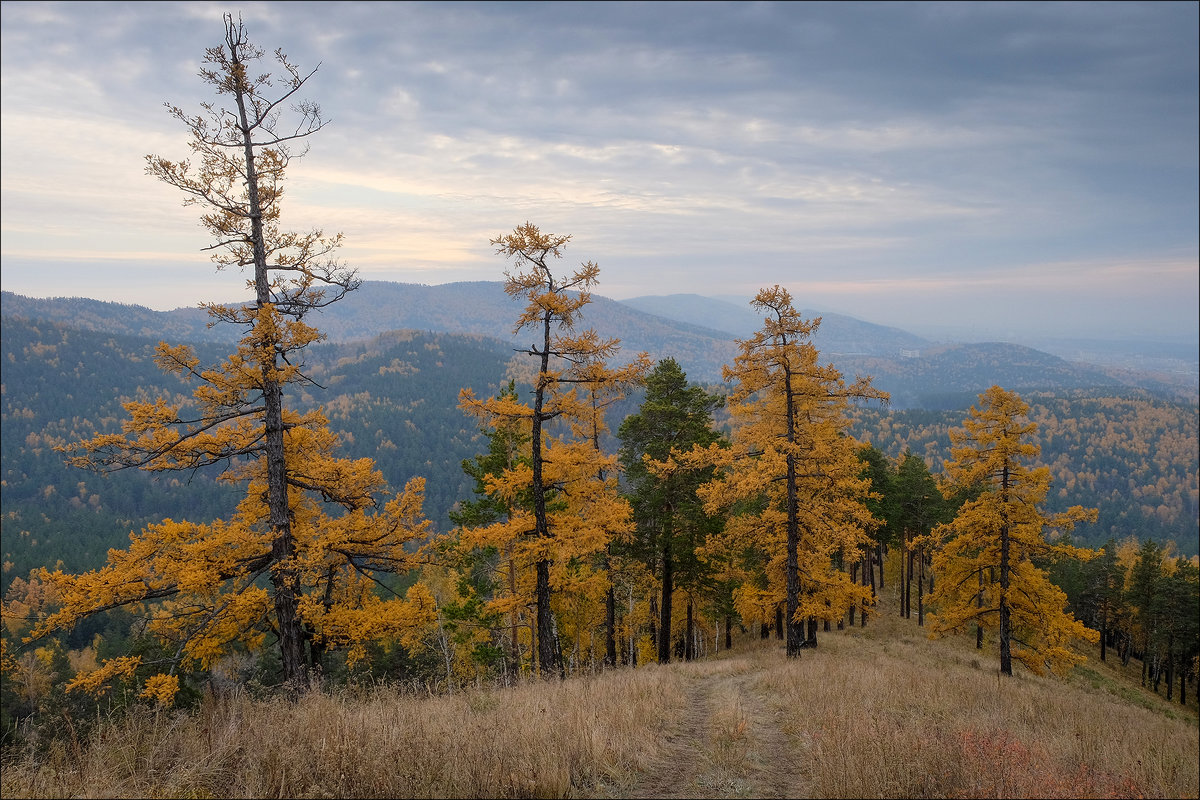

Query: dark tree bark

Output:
[658, 535, 674, 664]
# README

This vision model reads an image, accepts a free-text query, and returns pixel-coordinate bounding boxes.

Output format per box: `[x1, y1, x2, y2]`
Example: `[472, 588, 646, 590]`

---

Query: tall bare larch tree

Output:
[27, 15, 434, 701]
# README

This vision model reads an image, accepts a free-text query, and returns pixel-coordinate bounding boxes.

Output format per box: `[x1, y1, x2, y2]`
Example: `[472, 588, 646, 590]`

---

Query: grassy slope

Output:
[3, 585, 1196, 800]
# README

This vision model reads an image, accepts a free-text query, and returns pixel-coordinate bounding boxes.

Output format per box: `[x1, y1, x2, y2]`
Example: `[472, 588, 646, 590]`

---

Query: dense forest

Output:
[3, 313, 1195, 599]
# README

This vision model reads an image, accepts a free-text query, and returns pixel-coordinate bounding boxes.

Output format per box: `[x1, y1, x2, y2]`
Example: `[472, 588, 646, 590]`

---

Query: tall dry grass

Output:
[3, 609, 1197, 798]
[1, 666, 685, 799]
[755, 612, 1200, 798]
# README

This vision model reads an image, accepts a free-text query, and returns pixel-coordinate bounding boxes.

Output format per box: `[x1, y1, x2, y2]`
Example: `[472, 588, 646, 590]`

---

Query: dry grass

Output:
[2, 610, 1197, 799]
[1, 667, 684, 799]
[755, 612, 1200, 799]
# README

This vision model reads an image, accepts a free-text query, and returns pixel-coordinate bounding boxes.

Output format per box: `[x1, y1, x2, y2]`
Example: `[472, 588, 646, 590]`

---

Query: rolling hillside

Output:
[5, 284, 1189, 405]
[2, 301, 1196, 595]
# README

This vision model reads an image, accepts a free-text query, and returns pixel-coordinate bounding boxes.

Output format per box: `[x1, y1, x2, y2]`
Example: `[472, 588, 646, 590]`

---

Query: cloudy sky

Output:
[2, 1, 1196, 341]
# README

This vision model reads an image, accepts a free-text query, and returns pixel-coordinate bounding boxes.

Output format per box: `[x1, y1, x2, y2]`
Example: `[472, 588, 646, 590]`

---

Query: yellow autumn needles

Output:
[13, 15, 437, 703]
[922, 385, 1100, 676]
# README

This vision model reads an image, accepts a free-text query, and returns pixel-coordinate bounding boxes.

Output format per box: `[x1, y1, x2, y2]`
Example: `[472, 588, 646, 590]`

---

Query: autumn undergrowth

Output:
[3, 608, 1197, 799]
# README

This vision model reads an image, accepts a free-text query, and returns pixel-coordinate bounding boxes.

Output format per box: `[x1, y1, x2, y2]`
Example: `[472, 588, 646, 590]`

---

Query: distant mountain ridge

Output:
[620, 293, 931, 357]
[2, 283, 1191, 406]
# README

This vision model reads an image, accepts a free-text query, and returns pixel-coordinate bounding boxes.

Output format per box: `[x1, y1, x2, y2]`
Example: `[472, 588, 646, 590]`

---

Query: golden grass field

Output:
[3, 606, 1197, 799]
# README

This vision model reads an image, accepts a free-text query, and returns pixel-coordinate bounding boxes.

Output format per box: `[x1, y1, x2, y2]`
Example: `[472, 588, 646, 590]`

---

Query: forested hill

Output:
[0, 315, 515, 591]
[4, 285, 1191, 405]
[2, 309, 1197, 596]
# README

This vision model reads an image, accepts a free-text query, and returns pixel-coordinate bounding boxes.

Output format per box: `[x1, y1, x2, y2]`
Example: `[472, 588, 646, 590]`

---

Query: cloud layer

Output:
[2, 1, 1196, 340]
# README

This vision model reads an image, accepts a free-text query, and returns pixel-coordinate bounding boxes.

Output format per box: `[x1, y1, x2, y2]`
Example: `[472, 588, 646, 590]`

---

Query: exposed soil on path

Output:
[585, 649, 809, 799]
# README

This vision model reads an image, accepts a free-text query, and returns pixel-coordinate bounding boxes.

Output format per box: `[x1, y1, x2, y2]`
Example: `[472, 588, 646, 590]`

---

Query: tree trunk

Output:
[649, 593, 658, 652]
[685, 598, 695, 660]
[1165, 639, 1174, 701]
[605, 580, 617, 668]
[998, 466, 1013, 676]
[917, 546, 925, 627]
[849, 561, 858, 626]
[976, 569, 985, 650]
[508, 545, 520, 669]
[806, 616, 818, 647]
[876, 541, 885, 589]
[1098, 601, 1107, 662]
[860, 552, 870, 627]
[536, 559, 558, 677]
[628, 585, 637, 667]
[658, 536, 673, 665]
[775, 604, 785, 641]
[783, 366, 805, 659]
[229, 35, 309, 693]
[724, 613, 733, 650]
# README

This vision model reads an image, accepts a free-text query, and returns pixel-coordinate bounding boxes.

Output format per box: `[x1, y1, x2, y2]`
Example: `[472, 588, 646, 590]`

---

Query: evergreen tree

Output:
[618, 358, 726, 663]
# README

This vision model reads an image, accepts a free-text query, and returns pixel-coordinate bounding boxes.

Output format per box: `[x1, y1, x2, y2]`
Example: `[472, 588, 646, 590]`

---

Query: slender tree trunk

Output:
[860, 552, 870, 627]
[917, 546, 926, 627]
[685, 598, 695, 660]
[761, 620, 770, 639]
[628, 585, 636, 667]
[530, 306, 561, 678]
[1166, 639, 1174, 701]
[551, 611, 566, 679]
[976, 569, 985, 650]
[649, 594, 658, 651]
[724, 613, 732, 650]
[876, 541, 885, 589]
[1099, 601, 1107, 662]
[507, 545, 520, 669]
[535, 560, 558, 677]
[230, 37, 308, 692]
[806, 616, 818, 647]
[775, 604, 785, 641]
[605, 580, 617, 668]
[659, 535, 673, 664]
[783, 359, 805, 658]
[849, 561, 858, 626]
[998, 466, 1013, 676]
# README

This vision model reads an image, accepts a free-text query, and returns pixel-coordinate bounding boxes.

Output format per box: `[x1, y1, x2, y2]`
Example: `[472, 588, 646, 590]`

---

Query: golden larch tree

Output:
[457, 222, 645, 677]
[678, 286, 887, 657]
[23, 15, 435, 702]
[923, 385, 1099, 676]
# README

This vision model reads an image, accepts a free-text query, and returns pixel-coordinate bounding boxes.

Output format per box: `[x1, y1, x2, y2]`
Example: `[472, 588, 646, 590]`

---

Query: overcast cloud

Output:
[1, 1, 1196, 341]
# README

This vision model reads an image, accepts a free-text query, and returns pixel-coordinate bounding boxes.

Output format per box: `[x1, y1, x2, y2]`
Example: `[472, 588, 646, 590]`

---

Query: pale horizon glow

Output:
[1, 1, 1196, 343]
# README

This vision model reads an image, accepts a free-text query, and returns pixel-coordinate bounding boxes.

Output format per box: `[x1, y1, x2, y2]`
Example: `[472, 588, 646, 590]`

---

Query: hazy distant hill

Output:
[3, 284, 1191, 404]
[0, 292, 228, 343]
[620, 292, 931, 357]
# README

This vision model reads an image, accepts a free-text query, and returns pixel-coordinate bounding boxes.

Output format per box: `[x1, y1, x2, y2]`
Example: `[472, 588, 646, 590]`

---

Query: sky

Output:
[1, 1, 1197, 343]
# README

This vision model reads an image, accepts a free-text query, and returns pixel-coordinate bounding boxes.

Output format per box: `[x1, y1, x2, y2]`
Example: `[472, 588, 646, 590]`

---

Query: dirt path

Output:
[593, 652, 809, 799]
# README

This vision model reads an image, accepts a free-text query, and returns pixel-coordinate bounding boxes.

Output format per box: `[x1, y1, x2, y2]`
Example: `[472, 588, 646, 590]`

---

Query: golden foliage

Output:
[691, 287, 887, 642]
[924, 386, 1100, 676]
